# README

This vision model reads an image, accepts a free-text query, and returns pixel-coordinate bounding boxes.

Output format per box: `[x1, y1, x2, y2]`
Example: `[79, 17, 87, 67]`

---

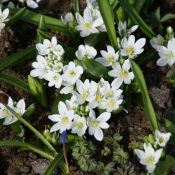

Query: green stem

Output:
[5, 105, 57, 154]
[74, 0, 80, 13]
[63, 144, 70, 174]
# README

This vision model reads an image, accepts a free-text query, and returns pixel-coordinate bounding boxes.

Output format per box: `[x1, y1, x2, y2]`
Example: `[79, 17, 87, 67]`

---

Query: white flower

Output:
[109, 59, 134, 88]
[44, 72, 62, 89]
[0, 7, 9, 32]
[118, 21, 138, 36]
[100, 97, 123, 112]
[66, 95, 78, 111]
[74, 79, 97, 104]
[156, 38, 175, 67]
[71, 114, 87, 136]
[75, 7, 103, 37]
[62, 12, 74, 25]
[49, 101, 74, 133]
[96, 45, 119, 67]
[135, 143, 163, 173]
[62, 62, 83, 85]
[121, 35, 146, 58]
[36, 36, 64, 57]
[75, 44, 97, 60]
[30, 55, 48, 79]
[155, 130, 171, 147]
[150, 35, 164, 51]
[87, 109, 111, 141]
[26, 0, 41, 8]
[0, 97, 26, 125]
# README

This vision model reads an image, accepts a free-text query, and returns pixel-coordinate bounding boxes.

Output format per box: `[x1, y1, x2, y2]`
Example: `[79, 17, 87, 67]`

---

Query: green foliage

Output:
[131, 60, 158, 130]
[119, 0, 155, 38]
[72, 133, 136, 174]
[28, 76, 47, 108]
[98, 0, 118, 49]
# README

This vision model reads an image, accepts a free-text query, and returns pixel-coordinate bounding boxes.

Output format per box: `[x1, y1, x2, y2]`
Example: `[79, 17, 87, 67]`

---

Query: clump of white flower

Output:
[87, 109, 110, 141]
[135, 129, 171, 173]
[30, 36, 84, 90]
[155, 130, 171, 147]
[96, 45, 119, 67]
[75, 44, 97, 60]
[121, 35, 146, 58]
[62, 12, 75, 25]
[150, 27, 175, 67]
[118, 20, 138, 37]
[135, 143, 162, 173]
[156, 38, 175, 67]
[75, 0, 106, 37]
[0, 97, 26, 125]
[2, 0, 42, 8]
[48, 101, 111, 141]
[109, 59, 134, 88]
[0, 6, 9, 32]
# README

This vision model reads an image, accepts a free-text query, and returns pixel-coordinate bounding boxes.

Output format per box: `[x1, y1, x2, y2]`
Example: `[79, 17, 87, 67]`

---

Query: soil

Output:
[0, 0, 175, 175]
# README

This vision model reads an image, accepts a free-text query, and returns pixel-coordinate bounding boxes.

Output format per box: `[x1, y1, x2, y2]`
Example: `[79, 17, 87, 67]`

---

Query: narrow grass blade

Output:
[0, 72, 31, 94]
[10, 8, 66, 32]
[98, 0, 118, 49]
[131, 60, 158, 130]
[7, 7, 26, 25]
[44, 153, 67, 175]
[119, 0, 155, 38]
[0, 140, 54, 160]
[4, 105, 57, 154]
[0, 47, 35, 71]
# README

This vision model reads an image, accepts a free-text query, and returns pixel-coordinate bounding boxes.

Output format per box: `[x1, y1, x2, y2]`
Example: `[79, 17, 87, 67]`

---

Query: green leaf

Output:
[78, 59, 110, 79]
[0, 140, 54, 160]
[98, 0, 118, 49]
[84, 33, 107, 46]
[10, 8, 66, 32]
[22, 103, 36, 119]
[119, 0, 155, 38]
[131, 60, 158, 130]
[164, 119, 175, 135]
[4, 105, 57, 154]
[44, 153, 67, 175]
[7, 7, 26, 25]
[134, 0, 146, 14]
[0, 72, 31, 94]
[161, 13, 175, 23]
[28, 76, 47, 108]
[155, 155, 175, 175]
[0, 47, 35, 71]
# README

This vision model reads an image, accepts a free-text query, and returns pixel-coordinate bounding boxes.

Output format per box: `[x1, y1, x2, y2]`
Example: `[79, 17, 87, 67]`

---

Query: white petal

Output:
[94, 128, 103, 141]
[58, 101, 67, 114]
[48, 114, 60, 122]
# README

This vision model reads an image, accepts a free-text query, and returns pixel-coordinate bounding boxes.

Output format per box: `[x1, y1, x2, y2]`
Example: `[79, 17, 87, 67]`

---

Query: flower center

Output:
[107, 56, 115, 64]
[76, 122, 84, 129]
[84, 22, 92, 30]
[107, 99, 116, 108]
[107, 90, 113, 97]
[146, 155, 155, 165]
[166, 51, 174, 59]
[91, 120, 99, 128]
[126, 47, 134, 57]
[96, 94, 103, 102]
[82, 91, 88, 99]
[159, 136, 164, 144]
[119, 70, 129, 78]
[68, 70, 76, 77]
[61, 116, 69, 125]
